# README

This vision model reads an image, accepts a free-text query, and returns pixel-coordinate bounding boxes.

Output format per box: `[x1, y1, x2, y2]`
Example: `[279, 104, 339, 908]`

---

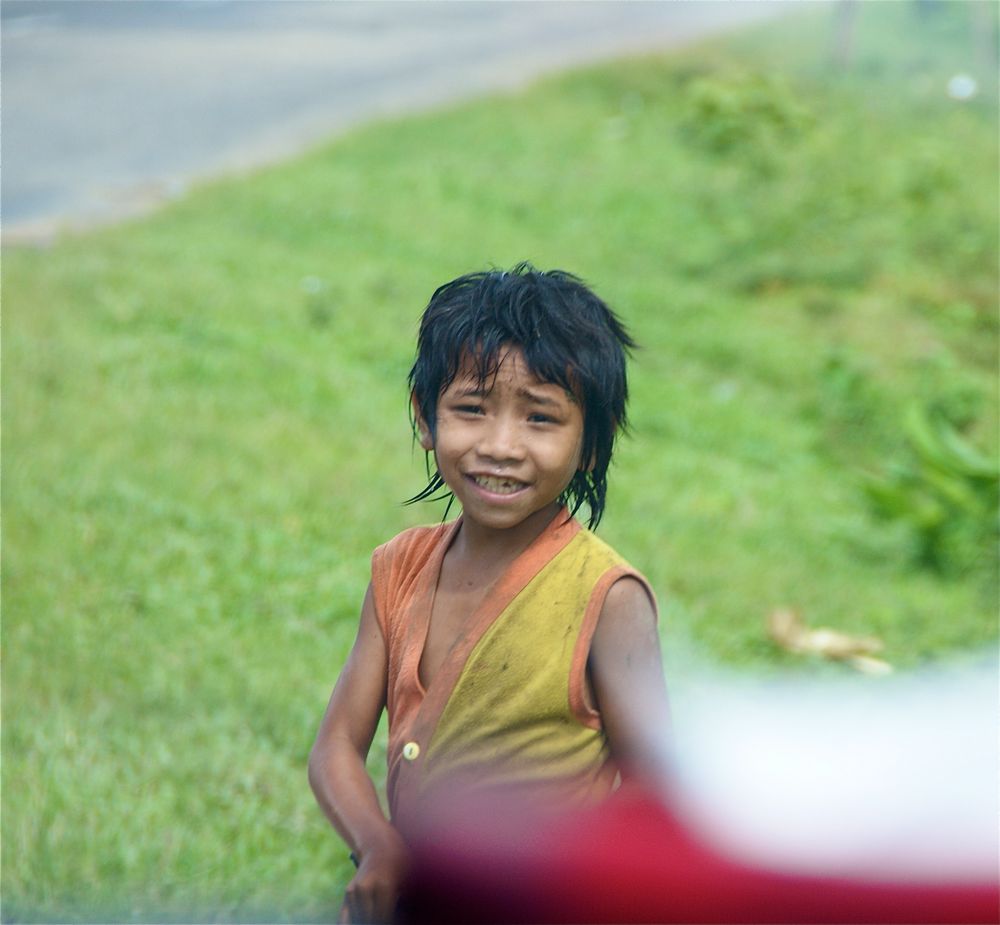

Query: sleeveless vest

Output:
[370, 511, 655, 829]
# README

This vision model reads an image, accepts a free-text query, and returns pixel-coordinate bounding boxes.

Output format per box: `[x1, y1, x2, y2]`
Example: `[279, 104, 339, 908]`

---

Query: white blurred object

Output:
[667, 656, 998, 883]
[947, 73, 979, 101]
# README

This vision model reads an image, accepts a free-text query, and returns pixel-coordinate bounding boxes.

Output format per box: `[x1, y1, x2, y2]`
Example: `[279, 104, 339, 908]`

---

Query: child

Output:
[309, 264, 669, 924]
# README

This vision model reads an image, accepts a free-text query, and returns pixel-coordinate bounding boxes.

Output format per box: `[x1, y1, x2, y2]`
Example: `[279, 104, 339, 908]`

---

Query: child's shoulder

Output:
[371, 519, 455, 593]
[565, 524, 657, 608]
[369, 521, 455, 632]
[374, 519, 452, 561]
[571, 522, 633, 570]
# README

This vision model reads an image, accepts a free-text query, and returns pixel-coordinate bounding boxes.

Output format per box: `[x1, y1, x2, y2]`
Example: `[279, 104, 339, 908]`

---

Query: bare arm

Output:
[308, 583, 408, 924]
[589, 576, 673, 789]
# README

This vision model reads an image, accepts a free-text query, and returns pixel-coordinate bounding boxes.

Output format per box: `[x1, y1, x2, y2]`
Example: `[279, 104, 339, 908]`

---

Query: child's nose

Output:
[477, 415, 526, 463]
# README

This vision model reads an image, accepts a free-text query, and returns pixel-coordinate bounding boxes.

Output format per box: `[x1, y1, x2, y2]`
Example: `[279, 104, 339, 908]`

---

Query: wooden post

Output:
[833, 0, 858, 71]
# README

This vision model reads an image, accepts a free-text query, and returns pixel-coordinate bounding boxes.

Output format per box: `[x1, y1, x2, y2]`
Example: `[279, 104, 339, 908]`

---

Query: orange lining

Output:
[569, 567, 659, 730]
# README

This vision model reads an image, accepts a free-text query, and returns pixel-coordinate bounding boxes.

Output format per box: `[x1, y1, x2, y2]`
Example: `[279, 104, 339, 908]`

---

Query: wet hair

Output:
[407, 262, 636, 529]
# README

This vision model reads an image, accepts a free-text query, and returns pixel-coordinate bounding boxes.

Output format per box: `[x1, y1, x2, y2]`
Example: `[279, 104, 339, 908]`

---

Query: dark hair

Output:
[407, 262, 635, 529]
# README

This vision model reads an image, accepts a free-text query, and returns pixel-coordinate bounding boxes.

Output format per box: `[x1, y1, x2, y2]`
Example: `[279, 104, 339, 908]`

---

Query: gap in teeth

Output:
[474, 475, 522, 494]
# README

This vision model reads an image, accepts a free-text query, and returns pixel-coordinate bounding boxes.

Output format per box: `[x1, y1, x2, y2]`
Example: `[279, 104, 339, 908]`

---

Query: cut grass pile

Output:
[3, 3, 997, 921]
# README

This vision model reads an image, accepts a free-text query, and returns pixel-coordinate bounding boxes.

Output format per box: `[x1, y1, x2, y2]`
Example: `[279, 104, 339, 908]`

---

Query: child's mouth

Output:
[470, 474, 527, 495]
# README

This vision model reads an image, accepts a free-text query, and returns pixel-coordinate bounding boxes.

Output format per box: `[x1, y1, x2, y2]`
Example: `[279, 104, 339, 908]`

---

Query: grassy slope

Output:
[3, 3, 997, 920]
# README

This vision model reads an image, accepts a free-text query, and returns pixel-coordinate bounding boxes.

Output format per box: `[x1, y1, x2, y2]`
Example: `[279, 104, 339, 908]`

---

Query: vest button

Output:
[402, 741, 420, 761]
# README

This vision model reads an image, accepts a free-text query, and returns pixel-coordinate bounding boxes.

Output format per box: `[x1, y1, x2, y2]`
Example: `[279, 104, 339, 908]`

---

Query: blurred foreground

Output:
[402, 658, 999, 922]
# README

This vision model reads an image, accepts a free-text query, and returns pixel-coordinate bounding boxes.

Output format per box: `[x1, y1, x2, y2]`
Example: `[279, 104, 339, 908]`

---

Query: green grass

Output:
[3, 3, 998, 921]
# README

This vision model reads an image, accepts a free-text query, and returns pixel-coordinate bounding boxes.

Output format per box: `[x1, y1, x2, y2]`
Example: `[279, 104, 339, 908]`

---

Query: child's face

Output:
[418, 347, 585, 534]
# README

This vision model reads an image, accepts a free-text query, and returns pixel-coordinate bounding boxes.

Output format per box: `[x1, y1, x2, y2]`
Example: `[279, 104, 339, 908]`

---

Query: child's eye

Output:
[528, 413, 556, 424]
[455, 404, 484, 415]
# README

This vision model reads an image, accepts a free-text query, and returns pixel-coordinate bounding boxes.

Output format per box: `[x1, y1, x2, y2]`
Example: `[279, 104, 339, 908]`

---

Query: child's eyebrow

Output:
[450, 383, 570, 406]
[517, 387, 567, 407]
[451, 385, 488, 398]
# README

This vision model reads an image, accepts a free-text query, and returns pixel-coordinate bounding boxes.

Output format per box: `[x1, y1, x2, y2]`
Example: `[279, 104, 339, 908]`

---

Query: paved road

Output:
[2, 0, 788, 241]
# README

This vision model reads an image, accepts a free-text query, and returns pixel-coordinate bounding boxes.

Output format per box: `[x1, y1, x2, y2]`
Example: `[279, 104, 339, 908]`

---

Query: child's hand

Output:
[338, 830, 410, 924]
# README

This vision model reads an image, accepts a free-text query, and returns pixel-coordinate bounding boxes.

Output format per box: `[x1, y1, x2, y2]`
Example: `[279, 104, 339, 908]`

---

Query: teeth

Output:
[473, 475, 524, 494]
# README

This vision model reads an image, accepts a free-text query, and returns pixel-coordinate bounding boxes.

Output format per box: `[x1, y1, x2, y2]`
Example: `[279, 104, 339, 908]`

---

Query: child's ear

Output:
[411, 393, 434, 451]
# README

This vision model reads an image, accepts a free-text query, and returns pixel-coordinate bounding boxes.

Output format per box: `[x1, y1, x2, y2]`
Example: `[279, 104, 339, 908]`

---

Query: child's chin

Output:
[467, 502, 563, 533]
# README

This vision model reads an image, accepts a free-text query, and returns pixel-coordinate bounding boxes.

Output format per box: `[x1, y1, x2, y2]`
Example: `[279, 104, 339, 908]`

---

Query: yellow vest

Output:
[370, 511, 655, 830]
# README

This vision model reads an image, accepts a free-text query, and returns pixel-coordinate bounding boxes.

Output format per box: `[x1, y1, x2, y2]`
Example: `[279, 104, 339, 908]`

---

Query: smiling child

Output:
[308, 264, 669, 924]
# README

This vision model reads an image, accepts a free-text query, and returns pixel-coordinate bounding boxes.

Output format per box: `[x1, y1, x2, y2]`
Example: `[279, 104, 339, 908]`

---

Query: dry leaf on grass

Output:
[768, 608, 893, 675]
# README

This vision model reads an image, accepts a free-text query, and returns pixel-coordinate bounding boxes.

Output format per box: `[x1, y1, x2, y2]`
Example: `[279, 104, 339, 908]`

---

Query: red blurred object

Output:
[399, 788, 999, 924]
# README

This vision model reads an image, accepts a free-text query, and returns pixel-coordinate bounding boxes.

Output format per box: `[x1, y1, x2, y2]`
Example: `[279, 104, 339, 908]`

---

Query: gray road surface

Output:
[2, 0, 789, 241]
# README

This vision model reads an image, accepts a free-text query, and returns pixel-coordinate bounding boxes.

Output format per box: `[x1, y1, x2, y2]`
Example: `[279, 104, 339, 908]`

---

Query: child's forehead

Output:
[450, 346, 549, 389]
[444, 346, 579, 401]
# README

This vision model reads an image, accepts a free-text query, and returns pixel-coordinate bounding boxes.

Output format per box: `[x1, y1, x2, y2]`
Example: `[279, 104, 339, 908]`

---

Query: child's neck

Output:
[451, 501, 562, 566]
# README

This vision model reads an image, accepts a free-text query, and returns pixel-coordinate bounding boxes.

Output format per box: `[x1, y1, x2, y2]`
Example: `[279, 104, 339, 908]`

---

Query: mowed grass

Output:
[3, 3, 998, 921]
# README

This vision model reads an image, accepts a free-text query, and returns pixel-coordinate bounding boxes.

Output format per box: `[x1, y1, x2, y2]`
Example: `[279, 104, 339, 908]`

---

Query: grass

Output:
[3, 2, 998, 921]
